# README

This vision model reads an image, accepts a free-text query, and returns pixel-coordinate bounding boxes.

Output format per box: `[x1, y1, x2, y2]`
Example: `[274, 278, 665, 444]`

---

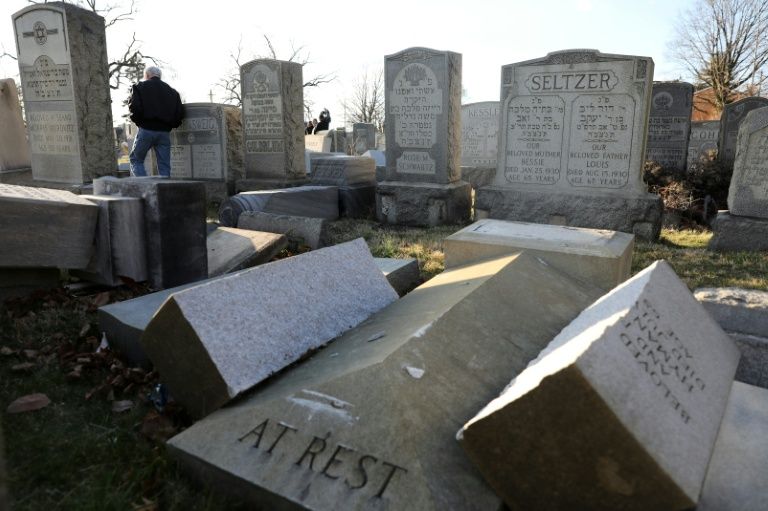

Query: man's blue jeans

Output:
[130, 128, 171, 177]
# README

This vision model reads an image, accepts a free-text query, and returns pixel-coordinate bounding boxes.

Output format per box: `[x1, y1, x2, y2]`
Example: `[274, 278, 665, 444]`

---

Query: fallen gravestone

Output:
[166, 252, 604, 509]
[218, 186, 339, 227]
[373, 257, 420, 296]
[12, 3, 114, 183]
[644, 82, 693, 171]
[698, 381, 768, 511]
[74, 195, 147, 286]
[476, 49, 663, 240]
[141, 239, 398, 417]
[304, 151, 343, 175]
[310, 156, 376, 218]
[686, 121, 719, 170]
[0, 78, 31, 172]
[0, 184, 97, 268]
[444, 219, 633, 291]
[93, 177, 207, 289]
[718, 96, 768, 170]
[459, 261, 740, 511]
[207, 226, 287, 277]
[238, 211, 328, 249]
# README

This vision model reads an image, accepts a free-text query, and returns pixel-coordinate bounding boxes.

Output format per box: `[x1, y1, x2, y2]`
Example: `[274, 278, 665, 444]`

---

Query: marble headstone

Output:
[378, 47, 471, 226]
[352, 122, 376, 155]
[240, 59, 306, 189]
[718, 96, 768, 169]
[726, 106, 768, 218]
[475, 49, 663, 240]
[305, 131, 333, 153]
[460, 101, 500, 168]
[12, 2, 114, 184]
[645, 82, 693, 171]
[686, 120, 719, 170]
[0, 78, 31, 172]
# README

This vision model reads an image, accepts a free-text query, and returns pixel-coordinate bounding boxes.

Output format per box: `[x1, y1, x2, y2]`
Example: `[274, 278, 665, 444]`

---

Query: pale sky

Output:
[1, 0, 696, 127]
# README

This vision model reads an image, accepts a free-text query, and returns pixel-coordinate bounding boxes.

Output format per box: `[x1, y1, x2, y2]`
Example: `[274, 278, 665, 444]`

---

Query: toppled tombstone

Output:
[459, 261, 740, 511]
[310, 156, 376, 218]
[0, 184, 97, 269]
[141, 239, 397, 417]
[374, 257, 420, 296]
[219, 186, 339, 227]
[166, 252, 604, 509]
[238, 211, 328, 250]
[207, 226, 287, 277]
[444, 219, 634, 290]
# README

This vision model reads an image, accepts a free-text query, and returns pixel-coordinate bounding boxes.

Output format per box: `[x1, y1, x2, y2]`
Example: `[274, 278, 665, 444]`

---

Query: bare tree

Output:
[670, 0, 768, 113]
[341, 68, 385, 130]
[214, 34, 335, 110]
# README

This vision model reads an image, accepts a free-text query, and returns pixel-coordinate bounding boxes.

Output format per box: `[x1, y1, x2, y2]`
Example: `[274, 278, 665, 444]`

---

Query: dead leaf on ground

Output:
[23, 349, 38, 359]
[132, 497, 159, 511]
[0, 347, 16, 356]
[112, 400, 134, 413]
[140, 410, 178, 442]
[7, 393, 51, 413]
[91, 292, 111, 308]
[11, 362, 35, 372]
[78, 323, 91, 338]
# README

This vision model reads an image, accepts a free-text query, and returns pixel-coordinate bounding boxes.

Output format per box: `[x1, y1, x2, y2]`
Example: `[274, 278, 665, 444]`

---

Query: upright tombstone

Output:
[377, 47, 471, 226]
[170, 103, 244, 196]
[0, 78, 31, 172]
[352, 122, 376, 155]
[645, 81, 693, 171]
[240, 59, 306, 190]
[718, 96, 768, 169]
[687, 120, 720, 170]
[475, 49, 663, 240]
[460, 101, 500, 189]
[12, 2, 114, 184]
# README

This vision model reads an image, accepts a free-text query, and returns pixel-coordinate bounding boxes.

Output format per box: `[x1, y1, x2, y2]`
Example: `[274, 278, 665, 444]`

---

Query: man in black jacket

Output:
[128, 66, 184, 177]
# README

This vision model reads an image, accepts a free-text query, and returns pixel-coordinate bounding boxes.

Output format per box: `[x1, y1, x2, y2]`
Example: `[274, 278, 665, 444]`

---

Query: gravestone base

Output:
[235, 177, 307, 193]
[340, 184, 376, 218]
[476, 186, 663, 240]
[460, 166, 496, 190]
[709, 212, 768, 251]
[376, 180, 471, 226]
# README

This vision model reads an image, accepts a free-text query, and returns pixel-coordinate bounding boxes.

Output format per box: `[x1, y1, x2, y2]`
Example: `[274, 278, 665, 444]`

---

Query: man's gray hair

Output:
[145, 66, 162, 79]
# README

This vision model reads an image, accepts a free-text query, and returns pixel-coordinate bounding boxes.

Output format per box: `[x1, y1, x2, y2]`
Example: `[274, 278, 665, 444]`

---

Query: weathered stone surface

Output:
[237, 211, 328, 249]
[645, 82, 693, 171]
[460, 101, 499, 169]
[93, 177, 207, 289]
[0, 268, 60, 303]
[0, 184, 97, 268]
[729, 332, 768, 389]
[718, 96, 768, 169]
[461, 166, 496, 190]
[219, 186, 339, 227]
[0, 78, 31, 172]
[698, 381, 768, 511]
[374, 257, 420, 296]
[376, 180, 471, 226]
[305, 132, 333, 153]
[13, 2, 114, 183]
[305, 151, 342, 174]
[445, 219, 633, 290]
[476, 186, 663, 240]
[686, 121, 719, 170]
[459, 261, 740, 511]
[694, 287, 768, 337]
[167, 252, 603, 509]
[708, 212, 768, 252]
[352, 123, 376, 155]
[309, 156, 375, 186]
[240, 59, 306, 187]
[207, 226, 286, 277]
[141, 239, 397, 417]
[727, 106, 768, 218]
[483, 49, 661, 239]
[170, 103, 243, 193]
[74, 195, 146, 285]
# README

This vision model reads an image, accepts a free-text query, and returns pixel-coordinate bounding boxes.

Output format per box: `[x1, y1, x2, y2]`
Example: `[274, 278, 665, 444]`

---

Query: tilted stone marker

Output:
[0, 184, 97, 268]
[460, 101, 499, 188]
[686, 121, 719, 170]
[459, 261, 740, 511]
[12, 3, 114, 183]
[373, 257, 420, 296]
[444, 219, 633, 291]
[718, 96, 768, 169]
[206, 226, 286, 277]
[476, 49, 663, 240]
[238, 211, 329, 249]
[94, 177, 207, 289]
[240, 59, 306, 190]
[218, 186, 339, 227]
[170, 103, 243, 196]
[352, 122, 376, 155]
[167, 252, 603, 509]
[74, 195, 147, 286]
[141, 239, 398, 417]
[378, 47, 471, 226]
[644, 82, 693, 171]
[310, 155, 376, 218]
[0, 78, 31, 172]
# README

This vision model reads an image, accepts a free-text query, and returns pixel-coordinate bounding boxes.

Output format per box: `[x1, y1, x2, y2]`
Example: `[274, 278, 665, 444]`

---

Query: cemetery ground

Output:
[1, 220, 767, 510]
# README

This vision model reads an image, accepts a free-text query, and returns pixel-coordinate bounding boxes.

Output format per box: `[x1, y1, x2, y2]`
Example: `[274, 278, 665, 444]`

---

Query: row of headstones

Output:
[91, 217, 768, 510]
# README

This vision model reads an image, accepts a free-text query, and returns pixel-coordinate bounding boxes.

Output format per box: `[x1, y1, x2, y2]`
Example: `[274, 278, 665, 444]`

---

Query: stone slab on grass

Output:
[695, 287, 768, 337]
[374, 257, 420, 296]
[238, 211, 328, 249]
[141, 239, 397, 417]
[459, 261, 740, 511]
[207, 227, 286, 277]
[729, 332, 768, 389]
[708, 212, 768, 252]
[166, 252, 604, 509]
[219, 186, 339, 227]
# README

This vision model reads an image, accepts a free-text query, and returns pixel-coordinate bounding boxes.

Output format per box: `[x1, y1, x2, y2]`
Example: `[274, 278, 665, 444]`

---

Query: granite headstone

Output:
[352, 122, 376, 155]
[686, 121, 719, 170]
[718, 96, 768, 169]
[219, 186, 339, 227]
[644, 81, 693, 171]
